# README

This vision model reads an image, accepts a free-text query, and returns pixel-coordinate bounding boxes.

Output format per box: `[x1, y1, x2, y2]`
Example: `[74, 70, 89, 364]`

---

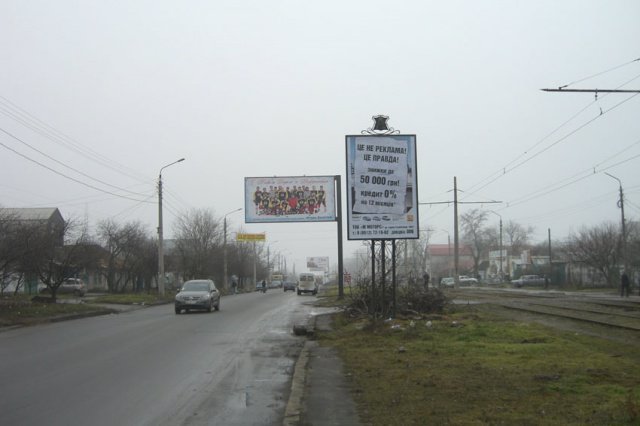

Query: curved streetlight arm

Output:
[160, 158, 185, 178]
[604, 172, 621, 187]
[224, 207, 243, 219]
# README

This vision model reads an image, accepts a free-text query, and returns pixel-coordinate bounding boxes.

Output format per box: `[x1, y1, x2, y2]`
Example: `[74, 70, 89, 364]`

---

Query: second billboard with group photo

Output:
[345, 134, 419, 240]
[245, 176, 336, 223]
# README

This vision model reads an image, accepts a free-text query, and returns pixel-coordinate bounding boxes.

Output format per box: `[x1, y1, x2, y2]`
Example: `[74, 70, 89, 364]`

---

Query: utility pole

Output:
[453, 177, 459, 288]
[421, 177, 500, 289]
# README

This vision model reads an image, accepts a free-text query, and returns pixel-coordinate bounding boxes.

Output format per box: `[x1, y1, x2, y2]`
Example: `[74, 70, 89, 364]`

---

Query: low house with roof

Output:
[428, 243, 475, 282]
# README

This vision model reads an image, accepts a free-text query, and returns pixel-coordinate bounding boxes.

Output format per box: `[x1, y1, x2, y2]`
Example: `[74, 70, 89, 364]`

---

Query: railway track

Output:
[448, 287, 640, 332]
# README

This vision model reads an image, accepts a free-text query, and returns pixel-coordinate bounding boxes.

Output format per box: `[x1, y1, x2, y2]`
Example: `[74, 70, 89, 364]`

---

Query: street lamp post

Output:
[605, 172, 626, 270]
[158, 158, 185, 296]
[441, 229, 452, 278]
[223, 208, 242, 291]
[488, 211, 503, 280]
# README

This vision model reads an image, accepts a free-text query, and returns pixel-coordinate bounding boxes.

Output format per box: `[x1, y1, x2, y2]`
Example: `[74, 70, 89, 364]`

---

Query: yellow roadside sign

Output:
[236, 233, 266, 242]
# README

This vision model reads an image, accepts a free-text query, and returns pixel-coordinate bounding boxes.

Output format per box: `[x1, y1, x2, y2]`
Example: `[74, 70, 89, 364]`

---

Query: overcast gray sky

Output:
[2, 1, 639, 273]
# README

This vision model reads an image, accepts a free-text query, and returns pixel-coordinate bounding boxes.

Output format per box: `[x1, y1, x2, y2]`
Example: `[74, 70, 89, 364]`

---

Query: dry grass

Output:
[319, 307, 640, 425]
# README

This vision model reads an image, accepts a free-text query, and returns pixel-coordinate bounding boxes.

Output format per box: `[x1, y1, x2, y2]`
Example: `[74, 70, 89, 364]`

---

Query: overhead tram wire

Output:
[0, 137, 152, 203]
[0, 95, 151, 184]
[463, 92, 640, 203]
[502, 137, 640, 208]
[555, 57, 640, 90]
[516, 192, 621, 227]
[463, 64, 640, 200]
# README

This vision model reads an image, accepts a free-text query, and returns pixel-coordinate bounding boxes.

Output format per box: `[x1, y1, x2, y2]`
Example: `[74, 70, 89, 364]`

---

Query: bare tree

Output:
[173, 209, 222, 280]
[0, 209, 23, 294]
[504, 220, 535, 254]
[22, 218, 92, 300]
[460, 209, 489, 277]
[96, 219, 152, 293]
[567, 222, 620, 287]
[625, 220, 640, 274]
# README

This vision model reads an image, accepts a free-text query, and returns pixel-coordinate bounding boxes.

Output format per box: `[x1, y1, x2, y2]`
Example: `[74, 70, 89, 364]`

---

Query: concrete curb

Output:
[283, 339, 311, 426]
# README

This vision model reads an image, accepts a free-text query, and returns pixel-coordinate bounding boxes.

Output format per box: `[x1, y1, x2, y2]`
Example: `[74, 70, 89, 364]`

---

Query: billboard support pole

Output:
[371, 240, 376, 316]
[336, 175, 344, 299]
[381, 240, 386, 317]
[392, 239, 396, 319]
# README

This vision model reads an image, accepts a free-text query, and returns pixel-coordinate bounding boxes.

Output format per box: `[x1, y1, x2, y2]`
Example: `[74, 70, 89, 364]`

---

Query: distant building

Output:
[428, 244, 474, 279]
[1, 207, 65, 246]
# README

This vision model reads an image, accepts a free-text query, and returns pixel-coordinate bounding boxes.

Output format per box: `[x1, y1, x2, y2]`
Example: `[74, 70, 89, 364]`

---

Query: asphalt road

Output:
[0, 289, 319, 426]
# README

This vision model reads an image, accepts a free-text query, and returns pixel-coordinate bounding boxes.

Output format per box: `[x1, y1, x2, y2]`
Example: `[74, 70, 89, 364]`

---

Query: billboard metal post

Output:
[336, 175, 344, 298]
[381, 239, 386, 317]
[371, 240, 376, 315]
[392, 239, 396, 318]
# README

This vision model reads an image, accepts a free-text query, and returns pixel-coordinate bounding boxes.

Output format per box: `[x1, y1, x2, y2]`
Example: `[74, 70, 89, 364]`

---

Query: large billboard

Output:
[306, 256, 329, 271]
[345, 134, 419, 240]
[245, 176, 336, 223]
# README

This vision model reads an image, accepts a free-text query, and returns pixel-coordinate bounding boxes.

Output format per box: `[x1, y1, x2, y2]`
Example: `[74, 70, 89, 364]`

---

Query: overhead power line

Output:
[0, 127, 150, 198]
[0, 134, 152, 203]
[0, 95, 151, 184]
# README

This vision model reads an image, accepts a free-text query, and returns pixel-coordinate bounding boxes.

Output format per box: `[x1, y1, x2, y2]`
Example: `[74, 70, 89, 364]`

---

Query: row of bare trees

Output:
[1, 208, 269, 298]
[0, 211, 92, 299]
[458, 208, 639, 286]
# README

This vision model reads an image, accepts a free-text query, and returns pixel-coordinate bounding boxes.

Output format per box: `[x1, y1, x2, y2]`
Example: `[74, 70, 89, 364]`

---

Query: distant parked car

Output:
[175, 279, 220, 314]
[270, 280, 283, 289]
[40, 278, 86, 296]
[440, 277, 455, 288]
[459, 276, 478, 286]
[511, 275, 545, 288]
[283, 281, 297, 292]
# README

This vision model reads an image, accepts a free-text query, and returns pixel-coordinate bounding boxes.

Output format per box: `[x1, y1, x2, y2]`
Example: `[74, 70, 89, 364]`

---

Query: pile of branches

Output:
[343, 278, 448, 319]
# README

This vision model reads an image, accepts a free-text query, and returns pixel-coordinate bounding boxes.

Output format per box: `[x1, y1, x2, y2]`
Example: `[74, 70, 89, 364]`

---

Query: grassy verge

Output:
[317, 302, 640, 425]
[0, 295, 113, 327]
[89, 293, 173, 305]
[0, 291, 172, 327]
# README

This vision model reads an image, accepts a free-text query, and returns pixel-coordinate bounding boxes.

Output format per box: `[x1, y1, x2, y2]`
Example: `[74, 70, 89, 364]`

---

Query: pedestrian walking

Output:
[620, 271, 630, 297]
[423, 272, 430, 290]
[544, 275, 549, 290]
[231, 279, 238, 294]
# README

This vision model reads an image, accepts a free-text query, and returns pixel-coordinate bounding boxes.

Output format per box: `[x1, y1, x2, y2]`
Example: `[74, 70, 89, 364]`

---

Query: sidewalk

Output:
[284, 313, 362, 426]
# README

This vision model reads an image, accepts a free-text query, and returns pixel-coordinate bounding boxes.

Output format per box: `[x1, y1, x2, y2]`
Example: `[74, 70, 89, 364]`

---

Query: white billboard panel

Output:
[245, 176, 336, 223]
[306, 256, 329, 271]
[345, 135, 419, 240]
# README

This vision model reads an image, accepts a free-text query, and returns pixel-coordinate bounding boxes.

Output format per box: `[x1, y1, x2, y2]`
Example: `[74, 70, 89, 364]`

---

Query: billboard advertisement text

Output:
[345, 135, 419, 240]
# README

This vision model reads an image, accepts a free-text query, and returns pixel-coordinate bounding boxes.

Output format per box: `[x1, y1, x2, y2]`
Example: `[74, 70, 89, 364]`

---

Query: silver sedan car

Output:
[175, 279, 220, 314]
